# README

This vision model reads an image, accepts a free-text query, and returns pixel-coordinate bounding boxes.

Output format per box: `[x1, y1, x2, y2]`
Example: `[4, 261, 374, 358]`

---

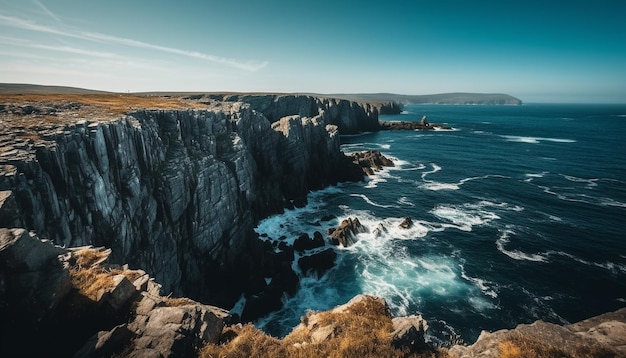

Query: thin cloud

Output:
[33, 0, 63, 25]
[0, 12, 268, 72]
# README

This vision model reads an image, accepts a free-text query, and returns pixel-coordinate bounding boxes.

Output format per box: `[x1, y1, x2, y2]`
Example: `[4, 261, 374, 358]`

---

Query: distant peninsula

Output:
[324, 92, 523, 106]
[0, 83, 522, 106]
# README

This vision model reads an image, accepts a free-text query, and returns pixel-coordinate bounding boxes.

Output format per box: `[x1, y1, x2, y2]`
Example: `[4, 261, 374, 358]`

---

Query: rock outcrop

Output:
[297, 248, 337, 277]
[379, 119, 452, 131]
[448, 308, 626, 357]
[349, 150, 395, 176]
[0, 228, 229, 357]
[0, 97, 368, 310]
[215, 94, 381, 134]
[202, 294, 434, 357]
[328, 217, 367, 247]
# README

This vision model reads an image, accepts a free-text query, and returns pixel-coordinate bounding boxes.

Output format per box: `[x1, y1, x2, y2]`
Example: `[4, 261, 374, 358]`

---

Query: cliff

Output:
[205, 94, 381, 134]
[0, 94, 368, 309]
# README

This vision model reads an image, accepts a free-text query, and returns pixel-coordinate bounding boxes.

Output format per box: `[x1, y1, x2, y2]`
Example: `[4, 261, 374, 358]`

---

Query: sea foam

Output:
[501, 135, 576, 144]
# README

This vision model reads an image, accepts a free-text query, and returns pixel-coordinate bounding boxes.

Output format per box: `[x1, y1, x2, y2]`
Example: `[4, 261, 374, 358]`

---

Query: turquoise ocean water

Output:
[252, 103, 626, 344]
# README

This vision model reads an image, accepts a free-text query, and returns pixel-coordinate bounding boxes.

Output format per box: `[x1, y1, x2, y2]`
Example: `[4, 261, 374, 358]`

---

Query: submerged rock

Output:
[293, 232, 325, 252]
[297, 248, 337, 277]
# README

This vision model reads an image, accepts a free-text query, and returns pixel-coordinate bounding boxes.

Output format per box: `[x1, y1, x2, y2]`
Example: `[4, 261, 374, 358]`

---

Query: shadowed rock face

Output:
[220, 94, 381, 134]
[0, 228, 229, 357]
[0, 100, 367, 307]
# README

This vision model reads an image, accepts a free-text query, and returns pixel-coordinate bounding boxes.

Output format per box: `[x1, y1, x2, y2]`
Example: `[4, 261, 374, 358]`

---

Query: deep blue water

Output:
[251, 103, 626, 344]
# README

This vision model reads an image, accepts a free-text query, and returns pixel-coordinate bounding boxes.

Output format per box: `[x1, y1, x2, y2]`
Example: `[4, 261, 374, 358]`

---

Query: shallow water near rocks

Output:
[252, 103, 626, 344]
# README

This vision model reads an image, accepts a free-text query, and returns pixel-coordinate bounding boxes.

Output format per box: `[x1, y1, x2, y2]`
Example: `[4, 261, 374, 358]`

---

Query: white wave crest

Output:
[430, 202, 507, 231]
[420, 163, 509, 191]
[350, 193, 397, 208]
[460, 267, 498, 299]
[501, 135, 576, 144]
[495, 230, 548, 262]
[421, 182, 460, 191]
[547, 251, 626, 274]
[561, 174, 599, 188]
[397, 196, 416, 207]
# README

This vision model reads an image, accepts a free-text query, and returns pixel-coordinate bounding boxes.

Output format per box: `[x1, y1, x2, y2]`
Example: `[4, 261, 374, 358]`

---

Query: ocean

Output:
[251, 103, 626, 344]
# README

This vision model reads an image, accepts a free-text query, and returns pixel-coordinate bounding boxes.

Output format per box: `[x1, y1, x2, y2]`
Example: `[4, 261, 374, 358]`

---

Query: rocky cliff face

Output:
[0, 99, 364, 307]
[214, 94, 381, 134]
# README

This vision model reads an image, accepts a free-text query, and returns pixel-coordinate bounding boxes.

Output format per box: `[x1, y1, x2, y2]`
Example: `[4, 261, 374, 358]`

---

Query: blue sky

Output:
[1, 0, 625, 103]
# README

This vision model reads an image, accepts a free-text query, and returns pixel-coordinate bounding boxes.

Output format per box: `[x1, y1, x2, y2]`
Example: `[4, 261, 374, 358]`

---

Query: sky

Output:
[1, 0, 625, 103]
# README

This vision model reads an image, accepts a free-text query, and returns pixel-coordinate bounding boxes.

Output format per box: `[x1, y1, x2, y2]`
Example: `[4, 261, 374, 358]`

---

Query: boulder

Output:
[81, 304, 229, 358]
[349, 150, 395, 175]
[329, 217, 367, 247]
[448, 307, 626, 358]
[297, 248, 337, 277]
[0, 191, 22, 227]
[373, 223, 389, 238]
[100, 274, 138, 311]
[74, 324, 135, 358]
[0, 228, 71, 324]
[399, 217, 413, 229]
[391, 315, 430, 352]
[293, 232, 325, 252]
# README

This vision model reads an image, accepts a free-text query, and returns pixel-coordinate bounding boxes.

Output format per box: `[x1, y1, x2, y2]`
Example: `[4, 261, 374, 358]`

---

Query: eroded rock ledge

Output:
[0, 96, 373, 310]
[2, 226, 625, 357]
[208, 94, 382, 134]
[380, 115, 452, 131]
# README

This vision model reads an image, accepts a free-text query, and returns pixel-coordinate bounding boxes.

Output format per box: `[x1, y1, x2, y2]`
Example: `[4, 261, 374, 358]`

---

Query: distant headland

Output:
[0, 83, 523, 106]
[321, 92, 523, 106]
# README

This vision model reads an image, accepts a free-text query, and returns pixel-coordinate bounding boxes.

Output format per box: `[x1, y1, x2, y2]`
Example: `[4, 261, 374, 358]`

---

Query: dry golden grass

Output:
[70, 267, 116, 300]
[165, 297, 197, 307]
[68, 248, 141, 301]
[73, 248, 110, 269]
[1, 93, 207, 115]
[201, 297, 448, 358]
[0, 93, 211, 137]
[497, 333, 615, 358]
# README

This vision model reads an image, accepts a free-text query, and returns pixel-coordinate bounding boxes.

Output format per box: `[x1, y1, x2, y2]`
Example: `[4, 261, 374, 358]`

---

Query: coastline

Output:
[2, 92, 624, 356]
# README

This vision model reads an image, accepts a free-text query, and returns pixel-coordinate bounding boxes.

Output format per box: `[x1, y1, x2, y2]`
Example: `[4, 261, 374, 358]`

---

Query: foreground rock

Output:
[0, 229, 228, 357]
[202, 295, 436, 357]
[448, 307, 626, 357]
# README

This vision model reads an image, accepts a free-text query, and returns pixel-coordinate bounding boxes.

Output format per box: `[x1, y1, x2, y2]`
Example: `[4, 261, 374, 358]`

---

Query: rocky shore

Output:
[2, 227, 625, 357]
[0, 94, 374, 309]
[1, 93, 624, 357]
[380, 115, 452, 131]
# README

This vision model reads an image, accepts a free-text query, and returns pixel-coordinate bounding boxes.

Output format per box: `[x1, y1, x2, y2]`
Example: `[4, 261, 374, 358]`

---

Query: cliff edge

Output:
[0, 93, 371, 310]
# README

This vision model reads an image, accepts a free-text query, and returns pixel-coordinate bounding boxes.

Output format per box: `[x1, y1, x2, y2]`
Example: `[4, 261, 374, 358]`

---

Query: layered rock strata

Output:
[0, 98, 366, 308]
[211, 94, 382, 134]
[0, 228, 229, 357]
